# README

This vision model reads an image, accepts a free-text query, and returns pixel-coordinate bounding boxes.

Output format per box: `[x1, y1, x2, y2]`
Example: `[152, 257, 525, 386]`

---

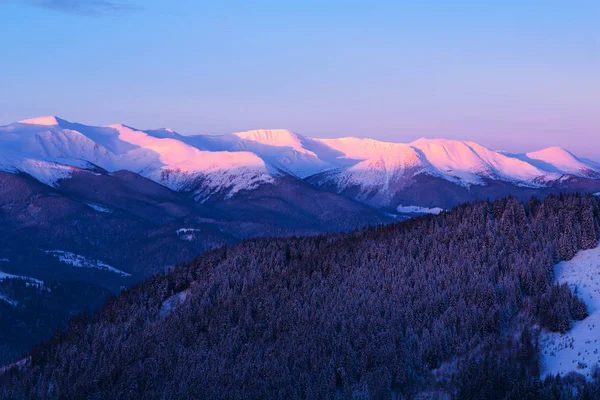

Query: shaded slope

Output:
[3, 194, 600, 399]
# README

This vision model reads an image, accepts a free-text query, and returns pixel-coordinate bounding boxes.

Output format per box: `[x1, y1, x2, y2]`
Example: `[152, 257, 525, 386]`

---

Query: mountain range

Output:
[3, 116, 600, 212]
[1, 116, 600, 365]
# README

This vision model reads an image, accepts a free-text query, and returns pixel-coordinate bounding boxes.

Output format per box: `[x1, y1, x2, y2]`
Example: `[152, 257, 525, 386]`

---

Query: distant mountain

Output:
[2, 116, 599, 212]
[0, 117, 398, 364]
[1, 116, 600, 382]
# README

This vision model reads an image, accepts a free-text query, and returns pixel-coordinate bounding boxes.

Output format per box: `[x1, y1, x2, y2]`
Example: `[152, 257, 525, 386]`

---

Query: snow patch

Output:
[86, 203, 112, 213]
[45, 250, 131, 277]
[0, 271, 44, 286]
[176, 228, 201, 241]
[397, 205, 444, 215]
[0, 357, 30, 375]
[0, 270, 44, 306]
[159, 289, 191, 316]
[540, 242, 600, 379]
[0, 294, 18, 307]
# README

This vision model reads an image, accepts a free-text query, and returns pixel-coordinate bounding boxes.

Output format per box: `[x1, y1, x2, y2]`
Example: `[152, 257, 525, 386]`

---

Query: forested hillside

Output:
[2, 194, 600, 399]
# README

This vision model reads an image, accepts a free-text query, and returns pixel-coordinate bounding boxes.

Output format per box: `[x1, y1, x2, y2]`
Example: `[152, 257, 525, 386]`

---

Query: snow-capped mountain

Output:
[504, 147, 600, 179]
[0, 117, 273, 201]
[1, 116, 600, 209]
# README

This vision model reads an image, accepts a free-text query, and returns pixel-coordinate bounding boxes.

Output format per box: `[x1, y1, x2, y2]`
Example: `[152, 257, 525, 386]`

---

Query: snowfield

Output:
[86, 203, 112, 213]
[397, 205, 444, 215]
[540, 242, 600, 379]
[1, 116, 599, 204]
[45, 250, 131, 277]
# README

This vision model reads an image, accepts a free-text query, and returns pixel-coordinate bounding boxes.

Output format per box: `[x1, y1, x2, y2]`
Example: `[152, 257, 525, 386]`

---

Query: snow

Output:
[0, 157, 74, 187]
[45, 250, 131, 277]
[0, 294, 18, 307]
[503, 147, 600, 178]
[86, 203, 112, 213]
[176, 228, 201, 235]
[18, 116, 61, 126]
[234, 129, 307, 152]
[0, 119, 274, 200]
[397, 205, 444, 215]
[176, 228, 201, 241]
[0, 271, 44, 286]
[2, 116, 599, 202]
[213, 129, 330, 178]
[540, 242, 600, 379]
[410, 138, 552, 186]
[159, 289, 191, 317]
[312, 137, 559, 200]
[110, 124, 274, 198]
[0, 357, 30, 375]
[0, 270, 43, 304]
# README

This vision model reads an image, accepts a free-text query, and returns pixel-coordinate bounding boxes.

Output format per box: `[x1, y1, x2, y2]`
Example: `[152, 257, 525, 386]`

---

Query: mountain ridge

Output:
[2, 116, 600, 209]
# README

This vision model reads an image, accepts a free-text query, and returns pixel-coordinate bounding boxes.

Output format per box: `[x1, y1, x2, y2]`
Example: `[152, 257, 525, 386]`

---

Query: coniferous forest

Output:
[2, 194, 600, 399]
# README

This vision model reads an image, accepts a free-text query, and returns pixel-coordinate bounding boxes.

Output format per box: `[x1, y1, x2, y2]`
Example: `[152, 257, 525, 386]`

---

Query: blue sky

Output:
[1, 1, 598, 158]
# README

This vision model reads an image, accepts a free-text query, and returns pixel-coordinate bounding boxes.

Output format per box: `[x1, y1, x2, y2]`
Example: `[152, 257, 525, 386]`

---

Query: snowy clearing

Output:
[159, 289, 191, 317]
[397, 205, 444, 215]
[540, 242, 600, 379]
[45, 250, 131, 277]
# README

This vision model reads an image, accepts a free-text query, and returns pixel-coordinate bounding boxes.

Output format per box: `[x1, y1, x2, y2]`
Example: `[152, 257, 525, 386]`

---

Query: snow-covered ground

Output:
[0, 294, 18, 307]
[397, 205, 444, 215]
[86, 203, 112, 213]
[176, 228, 201, 241]
[0, 271, 45, 306]
[159, 288, 191, 317]
[540, 242, 600, 379]
[0, 357, 30, 375]
[0, 271, 44, 286]
[45, 250, 131, 277]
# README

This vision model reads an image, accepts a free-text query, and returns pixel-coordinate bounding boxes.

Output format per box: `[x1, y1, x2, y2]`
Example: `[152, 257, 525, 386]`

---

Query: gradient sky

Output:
[1, 1, 599, 158]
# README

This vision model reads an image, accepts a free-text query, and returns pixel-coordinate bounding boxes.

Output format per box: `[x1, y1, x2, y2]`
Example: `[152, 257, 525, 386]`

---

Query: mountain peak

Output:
[19, 116, 65, 126]
[527, 146, 575, 160]
[234, 129, 302, 148]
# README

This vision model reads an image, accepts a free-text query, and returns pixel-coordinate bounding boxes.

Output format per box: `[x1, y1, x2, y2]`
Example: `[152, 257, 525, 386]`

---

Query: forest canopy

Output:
[2, 194, 600, 399]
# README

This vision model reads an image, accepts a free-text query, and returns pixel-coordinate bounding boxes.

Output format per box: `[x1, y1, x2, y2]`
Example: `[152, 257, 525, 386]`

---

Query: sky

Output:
[0, 0, 599, 158]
